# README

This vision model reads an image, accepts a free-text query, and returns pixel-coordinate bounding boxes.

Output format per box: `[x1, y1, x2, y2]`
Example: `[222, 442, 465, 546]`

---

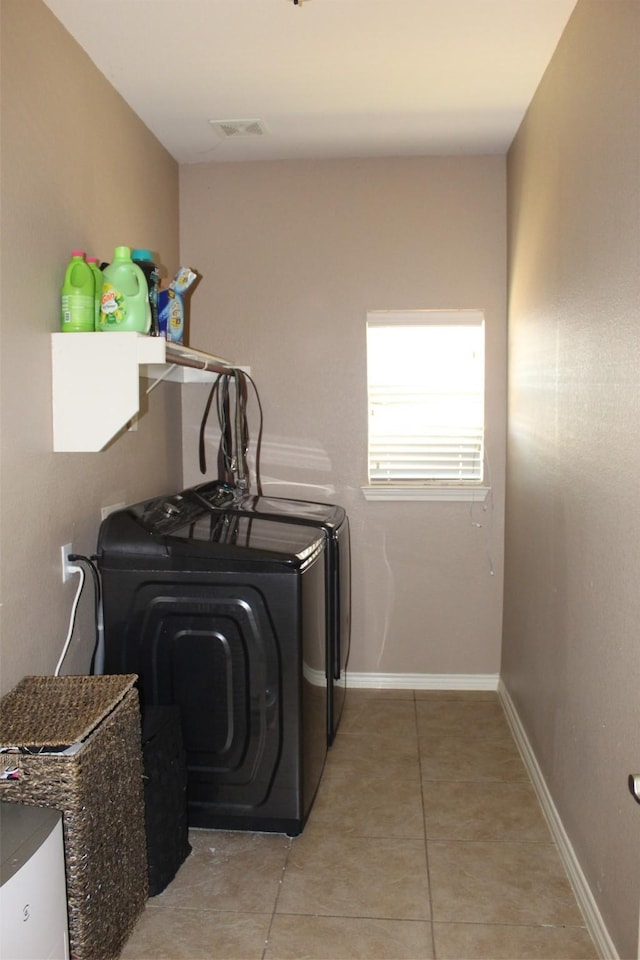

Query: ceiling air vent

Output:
[209, 119, 267, 139]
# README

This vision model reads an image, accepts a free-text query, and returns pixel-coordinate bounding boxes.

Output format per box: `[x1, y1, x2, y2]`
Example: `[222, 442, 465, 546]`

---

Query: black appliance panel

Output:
[98, 503, 327, 835]
[136, 585, 280, 806]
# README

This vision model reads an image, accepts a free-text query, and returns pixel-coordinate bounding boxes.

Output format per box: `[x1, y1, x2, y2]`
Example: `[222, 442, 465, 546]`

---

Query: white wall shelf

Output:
[51, 332, 237, 452]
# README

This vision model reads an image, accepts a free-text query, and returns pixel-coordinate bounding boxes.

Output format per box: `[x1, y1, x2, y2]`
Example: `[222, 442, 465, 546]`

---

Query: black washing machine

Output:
[97, 493, 328, 836]
[189, 482, 351, 745]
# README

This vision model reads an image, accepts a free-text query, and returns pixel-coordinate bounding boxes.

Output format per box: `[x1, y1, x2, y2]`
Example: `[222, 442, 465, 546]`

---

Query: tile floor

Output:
[120, 689, 600, 959]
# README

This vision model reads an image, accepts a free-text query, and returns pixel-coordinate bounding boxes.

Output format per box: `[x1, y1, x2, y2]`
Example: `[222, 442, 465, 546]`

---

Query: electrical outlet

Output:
[61, 543, 80, 583]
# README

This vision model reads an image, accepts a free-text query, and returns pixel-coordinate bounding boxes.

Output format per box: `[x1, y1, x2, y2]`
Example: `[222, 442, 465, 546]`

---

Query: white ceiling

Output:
[43, 0, 577, 165]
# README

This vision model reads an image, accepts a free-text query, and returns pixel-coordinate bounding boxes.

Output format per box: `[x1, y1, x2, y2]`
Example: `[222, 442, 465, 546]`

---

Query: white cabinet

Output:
[0, 803, 69, 960]
[51, 332, 238, 453]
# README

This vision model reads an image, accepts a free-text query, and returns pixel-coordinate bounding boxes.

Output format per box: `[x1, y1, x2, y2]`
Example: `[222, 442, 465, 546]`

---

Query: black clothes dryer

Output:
[189, 482, 351, 745]
[97, 494, 328, 836]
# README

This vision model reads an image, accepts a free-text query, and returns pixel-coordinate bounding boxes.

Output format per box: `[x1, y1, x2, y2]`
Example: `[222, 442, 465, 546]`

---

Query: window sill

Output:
[361, 484, 490, 502]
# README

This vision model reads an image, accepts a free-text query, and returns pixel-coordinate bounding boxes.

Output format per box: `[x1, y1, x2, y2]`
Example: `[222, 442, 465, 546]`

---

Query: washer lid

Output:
[191, 483, 346, 529]
[99, 496, 327, 567]
[168, 512, 325, 561]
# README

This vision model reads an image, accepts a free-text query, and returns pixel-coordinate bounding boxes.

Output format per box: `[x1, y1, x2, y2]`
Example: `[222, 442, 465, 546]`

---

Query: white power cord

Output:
[54, 565, 85, 677]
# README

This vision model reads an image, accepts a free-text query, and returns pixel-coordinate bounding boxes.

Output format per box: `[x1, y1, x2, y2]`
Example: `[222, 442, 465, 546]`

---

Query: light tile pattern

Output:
[120, 690, 599, 960]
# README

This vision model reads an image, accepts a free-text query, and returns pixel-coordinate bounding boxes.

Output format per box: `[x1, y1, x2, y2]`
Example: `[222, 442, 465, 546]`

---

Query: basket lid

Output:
[0, 675, 138, 749]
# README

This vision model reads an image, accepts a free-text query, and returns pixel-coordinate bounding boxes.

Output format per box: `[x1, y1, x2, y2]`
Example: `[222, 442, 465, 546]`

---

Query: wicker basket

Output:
[0, 675, 148, 960]
[142, 706, 191, 896]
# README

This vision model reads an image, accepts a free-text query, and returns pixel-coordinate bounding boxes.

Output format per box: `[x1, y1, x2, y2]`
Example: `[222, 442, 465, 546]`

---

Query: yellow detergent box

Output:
[158, 267, 198, 343]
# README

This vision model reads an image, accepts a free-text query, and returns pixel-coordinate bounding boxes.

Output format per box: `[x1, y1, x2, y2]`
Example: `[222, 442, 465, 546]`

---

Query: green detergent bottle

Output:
[86, 257, 104, 330]
[98, 245, 151, 333]
[60, 251, 95, 332]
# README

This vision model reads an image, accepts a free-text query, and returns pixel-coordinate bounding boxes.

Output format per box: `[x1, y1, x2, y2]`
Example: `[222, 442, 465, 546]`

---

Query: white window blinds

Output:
[366, 310, 485, 484]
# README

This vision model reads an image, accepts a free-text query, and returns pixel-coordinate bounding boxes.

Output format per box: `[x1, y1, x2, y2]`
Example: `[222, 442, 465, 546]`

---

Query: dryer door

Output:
[113, 580, 282, 816]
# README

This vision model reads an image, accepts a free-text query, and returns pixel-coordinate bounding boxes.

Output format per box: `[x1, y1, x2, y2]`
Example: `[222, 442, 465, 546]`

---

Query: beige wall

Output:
[179, 156, 507, 678]
[503, 1, 640, 956]
[0, 0, 182, 693]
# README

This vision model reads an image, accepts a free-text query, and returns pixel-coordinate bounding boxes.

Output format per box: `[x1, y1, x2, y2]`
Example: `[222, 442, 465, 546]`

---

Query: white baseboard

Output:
[498, 680, 618, 960]
[346, 672, 499, 690]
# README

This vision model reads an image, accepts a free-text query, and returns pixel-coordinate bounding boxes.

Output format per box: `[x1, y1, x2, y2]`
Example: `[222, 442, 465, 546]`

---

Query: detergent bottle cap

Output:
[131, 248, 154, 262]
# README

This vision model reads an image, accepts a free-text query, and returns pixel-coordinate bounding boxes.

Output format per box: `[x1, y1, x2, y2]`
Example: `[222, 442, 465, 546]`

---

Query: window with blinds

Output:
[366, 310, 485, 484]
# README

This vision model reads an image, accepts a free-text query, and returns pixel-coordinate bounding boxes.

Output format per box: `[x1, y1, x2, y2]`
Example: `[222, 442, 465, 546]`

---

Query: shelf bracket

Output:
[51, 332, 244, 452]
[145, 363, 179, 394]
